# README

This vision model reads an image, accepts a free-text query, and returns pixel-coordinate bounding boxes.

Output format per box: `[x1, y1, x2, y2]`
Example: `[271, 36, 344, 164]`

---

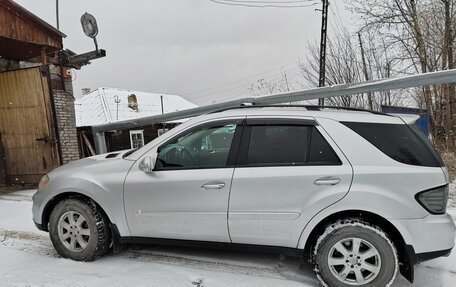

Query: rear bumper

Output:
[400, 245, 452, 283]
[391, 213, 455, 254]
[416, 247, 453, 263]
[407, 245, 453, 264]
[393, 213, 455, 283]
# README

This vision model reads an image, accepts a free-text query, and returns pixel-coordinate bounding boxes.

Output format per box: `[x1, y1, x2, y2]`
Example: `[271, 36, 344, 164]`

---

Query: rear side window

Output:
[342, 122, 444, 167]
[242, 125, 341, 166]
[246, 126, 309, 165]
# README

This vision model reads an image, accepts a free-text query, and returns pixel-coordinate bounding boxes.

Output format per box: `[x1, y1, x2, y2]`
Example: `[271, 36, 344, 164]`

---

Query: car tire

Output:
[313, 219, 398, 287]
[49, 198, 111, 261]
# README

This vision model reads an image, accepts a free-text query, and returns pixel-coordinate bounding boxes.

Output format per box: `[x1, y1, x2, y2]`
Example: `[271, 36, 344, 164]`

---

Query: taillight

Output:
[415, 184, 449, 215]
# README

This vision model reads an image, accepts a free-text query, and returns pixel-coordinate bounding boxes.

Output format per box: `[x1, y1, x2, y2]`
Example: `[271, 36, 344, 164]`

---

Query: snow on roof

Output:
[75, 87, 197, 127]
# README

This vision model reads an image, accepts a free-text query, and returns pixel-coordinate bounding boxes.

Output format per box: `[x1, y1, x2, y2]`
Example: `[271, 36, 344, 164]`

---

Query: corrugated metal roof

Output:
[75, 87, 197, 127]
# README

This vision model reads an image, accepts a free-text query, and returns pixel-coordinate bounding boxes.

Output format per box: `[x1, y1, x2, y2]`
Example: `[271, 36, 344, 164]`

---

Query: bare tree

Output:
[298, 28, 409, 109]
[247, 70, 292, 97]
[348, 0, 456, 149]
[248, 28, 407, 109]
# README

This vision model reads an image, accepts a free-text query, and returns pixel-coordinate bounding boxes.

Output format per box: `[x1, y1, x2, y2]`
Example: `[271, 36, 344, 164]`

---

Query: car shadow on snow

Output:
[108, 244, 425, 287]
[1, 227, 451, 287]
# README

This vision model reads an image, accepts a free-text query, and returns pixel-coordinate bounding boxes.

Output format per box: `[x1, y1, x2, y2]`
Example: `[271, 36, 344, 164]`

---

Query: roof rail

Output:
[210, 104, 392, 116]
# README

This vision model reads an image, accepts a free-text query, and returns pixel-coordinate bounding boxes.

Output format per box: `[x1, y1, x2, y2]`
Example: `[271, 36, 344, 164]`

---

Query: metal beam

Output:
[92, 98, 255, 133]
[93, 132, 107, 154]
[92, 69, 456, 134]
[66, 49, 106, 67]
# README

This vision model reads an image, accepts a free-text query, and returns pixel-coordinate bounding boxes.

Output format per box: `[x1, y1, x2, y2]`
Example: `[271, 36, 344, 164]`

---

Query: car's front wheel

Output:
[49, 198, 111, 261]
[313, 219, 398, 287]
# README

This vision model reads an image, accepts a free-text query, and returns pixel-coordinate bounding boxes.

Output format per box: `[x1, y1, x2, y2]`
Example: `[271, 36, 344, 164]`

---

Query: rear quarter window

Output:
[342, 122, 443, 167]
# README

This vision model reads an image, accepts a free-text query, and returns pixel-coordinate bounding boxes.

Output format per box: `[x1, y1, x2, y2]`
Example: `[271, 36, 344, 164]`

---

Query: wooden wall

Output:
[0, 3, 62, 48]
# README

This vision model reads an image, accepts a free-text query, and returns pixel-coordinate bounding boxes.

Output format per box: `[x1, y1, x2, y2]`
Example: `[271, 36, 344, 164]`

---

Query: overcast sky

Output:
[15, 0, 353, 105]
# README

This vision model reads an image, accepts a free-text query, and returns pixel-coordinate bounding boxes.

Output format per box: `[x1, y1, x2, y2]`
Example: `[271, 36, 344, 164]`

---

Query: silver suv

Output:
[33, 106, 455, 287]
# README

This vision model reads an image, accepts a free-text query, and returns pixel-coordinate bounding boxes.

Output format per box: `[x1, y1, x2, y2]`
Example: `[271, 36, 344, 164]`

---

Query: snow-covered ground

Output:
[0, 190, 455, 287]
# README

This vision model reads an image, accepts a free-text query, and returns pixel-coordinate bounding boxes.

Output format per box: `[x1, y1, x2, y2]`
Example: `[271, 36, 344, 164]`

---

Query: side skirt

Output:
[110, 224, 302, 257]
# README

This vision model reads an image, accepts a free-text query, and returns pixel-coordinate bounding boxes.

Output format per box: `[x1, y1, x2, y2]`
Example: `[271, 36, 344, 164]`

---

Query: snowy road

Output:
[0, 190, 455, 287]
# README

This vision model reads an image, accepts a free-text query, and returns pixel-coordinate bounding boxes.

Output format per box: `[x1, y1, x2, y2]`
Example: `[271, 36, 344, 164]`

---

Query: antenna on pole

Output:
[317, 0, 329, 105]
[114, 95, 121, 120]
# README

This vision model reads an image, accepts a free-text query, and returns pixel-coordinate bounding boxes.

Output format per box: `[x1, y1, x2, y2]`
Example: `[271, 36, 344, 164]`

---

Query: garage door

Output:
[0, 66, 60, 184]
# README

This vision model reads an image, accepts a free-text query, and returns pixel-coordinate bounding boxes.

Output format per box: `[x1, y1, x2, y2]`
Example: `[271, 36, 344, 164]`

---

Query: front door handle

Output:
[201, 182, 225, 190]
[314, 176, 341, 186]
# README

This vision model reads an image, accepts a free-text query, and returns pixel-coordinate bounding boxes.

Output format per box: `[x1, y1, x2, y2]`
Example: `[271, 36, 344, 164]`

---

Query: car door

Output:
[228, 116, 353, 247]
[124, 118, 244, 242]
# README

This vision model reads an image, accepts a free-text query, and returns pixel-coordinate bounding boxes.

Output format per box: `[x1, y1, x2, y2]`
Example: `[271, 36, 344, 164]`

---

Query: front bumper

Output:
[34, 222, 45, 231]
[32, 188, 48, 230]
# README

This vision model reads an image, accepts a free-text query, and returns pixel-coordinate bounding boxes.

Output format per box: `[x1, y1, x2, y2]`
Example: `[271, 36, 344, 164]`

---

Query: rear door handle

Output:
[201, 182, 225, 190]
[314, 176, 341, 186]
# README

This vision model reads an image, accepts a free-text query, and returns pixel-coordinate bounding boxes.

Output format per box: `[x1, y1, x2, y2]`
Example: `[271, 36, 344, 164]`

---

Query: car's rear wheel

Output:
[313, 219, 398, 287]
[49, 198, 111, 261]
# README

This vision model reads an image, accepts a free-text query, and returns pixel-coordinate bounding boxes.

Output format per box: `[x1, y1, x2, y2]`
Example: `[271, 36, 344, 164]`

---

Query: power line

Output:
[332, 0, 345, 29]
[220, 0, 318, 3]
[208, 0, 331, 109]
[328, 5, 344, 35]
[325, 52, 414, 75]
[192, 66, 302, 101]
[190, 66, 304, 104]
[209, 0, 319, 8]
[194, 52, 414, 105]
[181, 61, 298, 96]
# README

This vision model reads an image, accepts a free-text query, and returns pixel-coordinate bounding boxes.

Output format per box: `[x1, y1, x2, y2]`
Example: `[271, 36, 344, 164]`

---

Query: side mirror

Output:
[139, 156, 155, 173]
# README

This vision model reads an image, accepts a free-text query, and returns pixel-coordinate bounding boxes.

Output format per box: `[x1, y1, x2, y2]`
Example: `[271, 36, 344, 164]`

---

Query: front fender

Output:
[33, 159, 133, 237]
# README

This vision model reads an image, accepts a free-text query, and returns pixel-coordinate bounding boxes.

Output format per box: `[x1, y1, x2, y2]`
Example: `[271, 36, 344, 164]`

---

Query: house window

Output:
[130, 130, 144, 149]
[157, 128, 169, 137]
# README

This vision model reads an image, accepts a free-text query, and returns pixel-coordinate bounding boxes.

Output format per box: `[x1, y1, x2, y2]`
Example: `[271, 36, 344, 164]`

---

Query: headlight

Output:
[38, 175, 49, 191]
[416, 184, 449, 215]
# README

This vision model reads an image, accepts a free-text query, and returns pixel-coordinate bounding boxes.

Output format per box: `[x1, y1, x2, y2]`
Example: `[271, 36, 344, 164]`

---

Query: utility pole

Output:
[318, 0, 329, 106]
[160, 95, 166, 130]
[160, 95, 164, 114]
[358, 32, 374, 110]
[56, 0, 60, 30]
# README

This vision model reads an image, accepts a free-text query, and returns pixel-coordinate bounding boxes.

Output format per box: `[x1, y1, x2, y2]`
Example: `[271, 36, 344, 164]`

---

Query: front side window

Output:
[155, 122, 238, 170]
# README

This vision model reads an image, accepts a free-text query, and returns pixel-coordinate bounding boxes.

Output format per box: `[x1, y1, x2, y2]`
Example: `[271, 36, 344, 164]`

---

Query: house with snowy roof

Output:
[75, 87, 197, 156]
